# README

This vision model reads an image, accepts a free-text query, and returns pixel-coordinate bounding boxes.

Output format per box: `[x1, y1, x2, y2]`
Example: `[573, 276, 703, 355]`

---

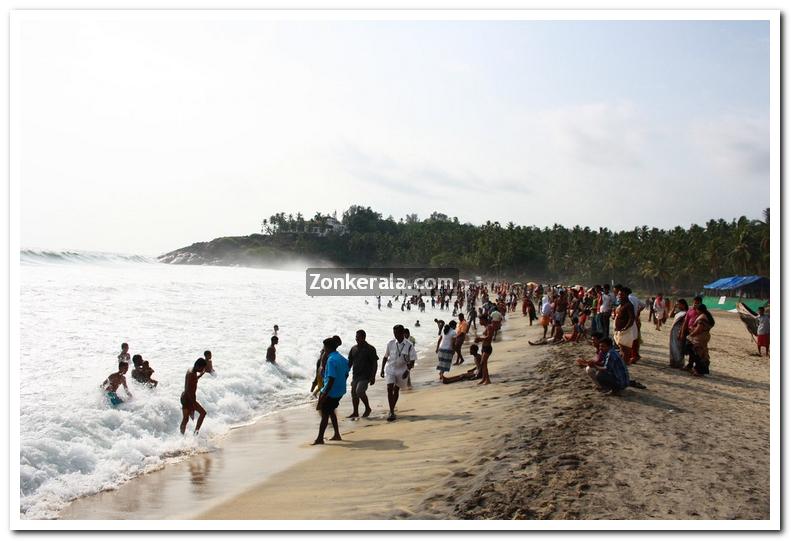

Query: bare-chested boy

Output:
[102, 361, 133, 406]
[266, 336, 278, 363]
[118, 343, 130, 364]
[180, 358, 208, 435]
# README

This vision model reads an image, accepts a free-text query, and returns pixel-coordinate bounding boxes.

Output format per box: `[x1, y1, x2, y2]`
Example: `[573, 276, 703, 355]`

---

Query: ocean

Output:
[18, 250, 444, 519]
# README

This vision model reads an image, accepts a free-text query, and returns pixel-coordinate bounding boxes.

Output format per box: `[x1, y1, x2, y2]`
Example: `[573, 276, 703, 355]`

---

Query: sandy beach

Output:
[188, 309, 769, 521]
[58, 306, 769, 521]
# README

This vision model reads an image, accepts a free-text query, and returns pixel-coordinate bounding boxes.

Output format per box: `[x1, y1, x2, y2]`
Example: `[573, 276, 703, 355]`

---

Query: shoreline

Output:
[58, 309, 769, 521]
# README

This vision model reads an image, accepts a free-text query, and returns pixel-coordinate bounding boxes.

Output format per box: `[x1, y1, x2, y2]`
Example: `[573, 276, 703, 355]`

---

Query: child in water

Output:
[102, 362, 133, 406]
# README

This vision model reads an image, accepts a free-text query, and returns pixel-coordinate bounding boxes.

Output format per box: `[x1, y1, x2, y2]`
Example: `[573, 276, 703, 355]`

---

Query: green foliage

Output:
[183, 206, 771, 291]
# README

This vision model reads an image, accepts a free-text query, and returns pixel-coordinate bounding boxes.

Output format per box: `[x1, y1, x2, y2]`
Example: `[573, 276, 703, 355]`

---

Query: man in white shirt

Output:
[380, 324, 417, 422]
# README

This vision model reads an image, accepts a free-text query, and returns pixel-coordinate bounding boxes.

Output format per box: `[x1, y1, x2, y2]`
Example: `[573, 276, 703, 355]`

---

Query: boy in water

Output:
[273, 324, 279, 337]
[266, 336, 279, 363]
[118, 343, 131, 364]
[180, 358, 208, 435]
[140, 360, 158, 387]
[102, 361, 133, 406]
[204, 350, 215, 374]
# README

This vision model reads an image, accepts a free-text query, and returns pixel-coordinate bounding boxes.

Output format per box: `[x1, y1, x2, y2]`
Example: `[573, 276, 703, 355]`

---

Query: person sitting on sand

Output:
[583, 337, 629, 395]
[347, 330, 378, 419]
[266, 336, 278, 363]
[381, 325, 416, 422]
[180, 358, 208, 435]
[314, 337, 349, 444]
[118, 343, 131, 364]
[474, 317, 494, 385]
[102, 361, 133, 406]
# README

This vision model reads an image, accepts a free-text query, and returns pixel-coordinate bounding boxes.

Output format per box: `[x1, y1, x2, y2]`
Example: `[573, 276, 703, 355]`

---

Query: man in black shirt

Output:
[347, 329, 379, 419]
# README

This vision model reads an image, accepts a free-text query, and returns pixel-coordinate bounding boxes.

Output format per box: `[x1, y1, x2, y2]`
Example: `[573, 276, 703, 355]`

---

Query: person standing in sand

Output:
[653, 294, 666, 331]
[381, 324, 416, 422]
[474, 317, 494, 385]
[180, 358, 208, 435]
[613, 289, 637, 364]
[755, 307, 769, 357]
[313, 337, 349, 444]
[347, 330, 378, 419]
[687, 304, 715, 376]
[435, 322, 456, 379]
[452, 313, 468, 365]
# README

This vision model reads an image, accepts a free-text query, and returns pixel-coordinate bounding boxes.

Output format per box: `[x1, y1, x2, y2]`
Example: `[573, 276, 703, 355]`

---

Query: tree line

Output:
[254, 206, 770, 294]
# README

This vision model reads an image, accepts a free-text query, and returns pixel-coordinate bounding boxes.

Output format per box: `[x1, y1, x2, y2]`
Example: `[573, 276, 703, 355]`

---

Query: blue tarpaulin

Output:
[703, 275, 769, 291]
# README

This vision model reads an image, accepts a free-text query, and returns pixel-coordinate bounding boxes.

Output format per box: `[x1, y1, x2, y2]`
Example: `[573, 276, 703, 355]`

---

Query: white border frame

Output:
[8, 8, 781, 531]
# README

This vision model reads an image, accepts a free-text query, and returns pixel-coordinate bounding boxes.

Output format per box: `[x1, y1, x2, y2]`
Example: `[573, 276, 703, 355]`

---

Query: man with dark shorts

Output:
[347, 330, 378, 419]
[180, 358, 208, 435]
[313, 337, 349, 444]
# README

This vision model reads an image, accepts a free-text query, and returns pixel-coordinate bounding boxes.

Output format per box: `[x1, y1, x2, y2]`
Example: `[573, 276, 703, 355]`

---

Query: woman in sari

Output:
[687, 303, 715, 376]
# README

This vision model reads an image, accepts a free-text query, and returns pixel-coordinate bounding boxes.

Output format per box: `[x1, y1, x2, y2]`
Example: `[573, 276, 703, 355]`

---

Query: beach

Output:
[61, 305, 769, 521]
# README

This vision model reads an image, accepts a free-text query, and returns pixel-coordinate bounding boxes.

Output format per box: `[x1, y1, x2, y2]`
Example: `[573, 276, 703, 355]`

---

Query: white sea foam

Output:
[19, 252, 443, 519]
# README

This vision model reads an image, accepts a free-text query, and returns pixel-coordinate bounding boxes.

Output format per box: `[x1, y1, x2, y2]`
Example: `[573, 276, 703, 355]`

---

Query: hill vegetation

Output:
[159, 206, 770, 293]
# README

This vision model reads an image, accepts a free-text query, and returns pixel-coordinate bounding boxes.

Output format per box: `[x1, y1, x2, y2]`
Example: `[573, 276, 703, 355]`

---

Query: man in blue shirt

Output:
[313, 336, 349, 445]
[589, 337, 630, 395]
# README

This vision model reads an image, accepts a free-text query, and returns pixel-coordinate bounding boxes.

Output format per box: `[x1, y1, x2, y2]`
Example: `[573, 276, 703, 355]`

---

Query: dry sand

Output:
[197, 309, 770, 521]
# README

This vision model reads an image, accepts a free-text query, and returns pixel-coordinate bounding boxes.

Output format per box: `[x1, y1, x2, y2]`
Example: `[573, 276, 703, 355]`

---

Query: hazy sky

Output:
[17, 15, 770, 255]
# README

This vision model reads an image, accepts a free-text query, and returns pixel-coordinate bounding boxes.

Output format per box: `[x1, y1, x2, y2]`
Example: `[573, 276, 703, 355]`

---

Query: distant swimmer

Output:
[266, 336, 278, 363]
[102, 361, 132, 406]
[204, 350, 215, 374]
[273, 324, 279, 337]
[118, 343, 130, 364]
[415, 320, 421, 327]
[180, 358, 208, 435]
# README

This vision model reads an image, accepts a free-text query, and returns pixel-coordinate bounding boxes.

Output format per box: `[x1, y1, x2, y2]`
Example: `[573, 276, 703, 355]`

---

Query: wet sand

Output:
[60, 308, 771, 521]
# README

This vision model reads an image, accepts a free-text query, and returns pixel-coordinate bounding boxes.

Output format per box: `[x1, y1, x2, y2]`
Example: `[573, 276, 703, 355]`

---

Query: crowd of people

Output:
[101, 279, 769, 442]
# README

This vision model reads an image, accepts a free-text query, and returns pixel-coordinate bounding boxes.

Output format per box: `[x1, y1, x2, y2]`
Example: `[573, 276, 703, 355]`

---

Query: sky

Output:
[16, 14, 771, 255]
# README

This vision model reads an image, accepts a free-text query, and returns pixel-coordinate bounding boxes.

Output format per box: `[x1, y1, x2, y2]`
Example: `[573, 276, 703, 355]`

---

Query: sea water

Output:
[19, 250, 445, 519]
